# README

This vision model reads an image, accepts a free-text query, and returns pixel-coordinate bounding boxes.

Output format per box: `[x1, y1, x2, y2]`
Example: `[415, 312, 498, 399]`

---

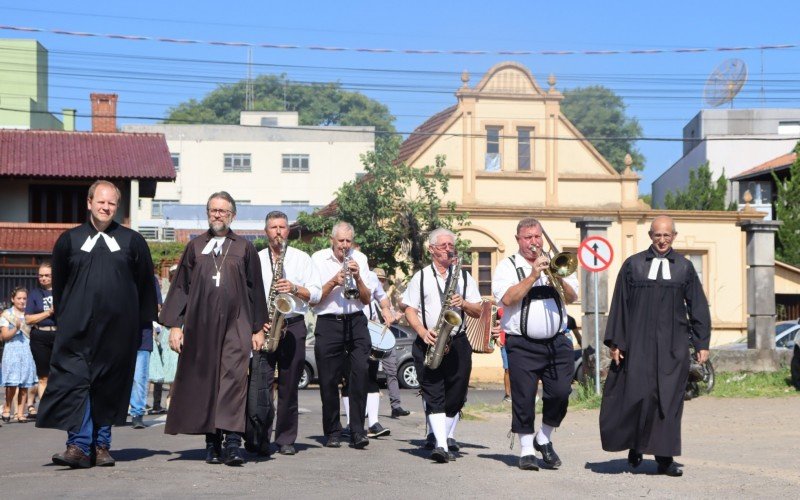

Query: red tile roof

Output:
[397, 105, 458, 165]
[0, 129, 176, 180]
[732, 151, 796, 180]
[0, 223, 77, 254]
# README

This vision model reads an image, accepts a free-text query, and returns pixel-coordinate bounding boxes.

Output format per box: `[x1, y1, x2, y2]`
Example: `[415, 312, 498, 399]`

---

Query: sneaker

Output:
[367, 423, 391, 438]
[502, 395, 512, 403]
[131, 415, 145, 429]
[391, 407, 410, 418]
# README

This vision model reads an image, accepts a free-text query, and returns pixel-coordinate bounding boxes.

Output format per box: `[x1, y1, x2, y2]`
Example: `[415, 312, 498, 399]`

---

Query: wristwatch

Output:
[291, 283, 298, 294]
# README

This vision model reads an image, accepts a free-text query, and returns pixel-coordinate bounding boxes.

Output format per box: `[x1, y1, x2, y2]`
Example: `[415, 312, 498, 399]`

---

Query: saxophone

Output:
[263, 237, 290, 353]
[424, 253, 464, 369]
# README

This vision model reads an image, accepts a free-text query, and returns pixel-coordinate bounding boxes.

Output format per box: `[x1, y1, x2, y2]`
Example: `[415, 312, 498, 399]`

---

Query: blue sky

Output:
[2, 1, 799, 193]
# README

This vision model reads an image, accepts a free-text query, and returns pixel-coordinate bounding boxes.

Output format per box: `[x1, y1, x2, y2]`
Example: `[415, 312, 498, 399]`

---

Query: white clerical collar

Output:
[202, 236, 228, 255]
[647, 257, 671, 280]
[80, 231, 120, 253]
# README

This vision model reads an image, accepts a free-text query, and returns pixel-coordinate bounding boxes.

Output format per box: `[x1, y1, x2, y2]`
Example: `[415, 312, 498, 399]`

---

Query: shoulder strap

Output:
[420, 268, 427, 330]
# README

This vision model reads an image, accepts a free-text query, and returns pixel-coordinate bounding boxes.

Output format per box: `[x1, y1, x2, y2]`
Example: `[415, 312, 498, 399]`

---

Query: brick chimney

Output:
[90, 93, 118, 133]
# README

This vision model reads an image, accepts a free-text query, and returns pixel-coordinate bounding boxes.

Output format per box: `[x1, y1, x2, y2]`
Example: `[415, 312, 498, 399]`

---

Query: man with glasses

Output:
[403, 228, 481, 463]
[160, 191, 268, 466]
[600, 215, 710, 477]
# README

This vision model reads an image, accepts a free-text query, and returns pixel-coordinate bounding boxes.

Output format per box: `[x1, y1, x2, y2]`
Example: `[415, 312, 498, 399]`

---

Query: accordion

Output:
[465, 299, 497, 354]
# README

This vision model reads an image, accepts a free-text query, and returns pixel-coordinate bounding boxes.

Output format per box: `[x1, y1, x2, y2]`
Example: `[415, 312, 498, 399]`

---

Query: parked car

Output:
[299, 323, 419, 390]
[716, 320, 800, 351]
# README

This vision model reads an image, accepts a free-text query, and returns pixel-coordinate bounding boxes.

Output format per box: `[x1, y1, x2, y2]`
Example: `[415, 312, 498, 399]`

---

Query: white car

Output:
[716, 321, 799, 351]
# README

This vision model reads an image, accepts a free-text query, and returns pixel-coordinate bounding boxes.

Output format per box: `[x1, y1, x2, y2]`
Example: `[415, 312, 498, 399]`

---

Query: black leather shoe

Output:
[430, 447, 449, 463]
[657, 461, 683, 477]
[447, 450, 457, 461]
[424, 433, 436, 450]
[519, 454, 539, 471]
[627, 449, 643, 468]
[391, 407, 410, 418]
[350, 432, 369, 449]
[224, 446, 244, 466]
[534, 440, 562, 468]
[205, 443, 222, 464]
[279, 444, 296, 456]
[325, 436, 341, 448]
[446, 437, 460, 452]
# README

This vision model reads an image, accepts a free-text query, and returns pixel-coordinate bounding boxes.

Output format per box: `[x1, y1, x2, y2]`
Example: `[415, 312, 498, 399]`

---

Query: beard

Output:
[209, 220, 229, 235]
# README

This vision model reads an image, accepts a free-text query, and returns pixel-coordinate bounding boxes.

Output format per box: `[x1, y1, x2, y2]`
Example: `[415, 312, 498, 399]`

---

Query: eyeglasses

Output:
[432, 243, 455, 249]
[651, 232, 674, 241]
[208, 208, 233, 216]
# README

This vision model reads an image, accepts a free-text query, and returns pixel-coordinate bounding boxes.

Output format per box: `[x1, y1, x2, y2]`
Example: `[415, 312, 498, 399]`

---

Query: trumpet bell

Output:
[551, 252, 578, 277]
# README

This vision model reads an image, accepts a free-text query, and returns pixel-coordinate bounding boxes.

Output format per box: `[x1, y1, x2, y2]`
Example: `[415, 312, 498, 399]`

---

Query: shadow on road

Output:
[167, 448, 206, 462]
[584, 458, 670, 475]
[113, 448, 172, 462]
[477, 453, 518, 467]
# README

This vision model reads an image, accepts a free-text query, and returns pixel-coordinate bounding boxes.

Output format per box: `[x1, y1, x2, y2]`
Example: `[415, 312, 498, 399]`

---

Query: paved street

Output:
[1, 388, 798, 499]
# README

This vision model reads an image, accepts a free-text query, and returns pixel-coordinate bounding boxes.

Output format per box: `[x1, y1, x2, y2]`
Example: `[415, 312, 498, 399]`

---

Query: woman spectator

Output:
[25, 262, 56, 416]
[1, 287, 37, 423]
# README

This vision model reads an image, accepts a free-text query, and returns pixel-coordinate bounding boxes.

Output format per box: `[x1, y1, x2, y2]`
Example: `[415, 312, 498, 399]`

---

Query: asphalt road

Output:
[1, 387, 798, 499]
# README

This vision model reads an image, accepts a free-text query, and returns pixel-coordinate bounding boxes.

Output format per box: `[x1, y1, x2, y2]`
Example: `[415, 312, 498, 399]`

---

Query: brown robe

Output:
[160, 230, 268, 435]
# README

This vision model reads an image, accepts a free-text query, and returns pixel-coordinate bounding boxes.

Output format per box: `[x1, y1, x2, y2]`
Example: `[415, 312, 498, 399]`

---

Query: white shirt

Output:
[363, 270, 388, 320]
[311, 247, 370, 315]
[402, 264, 481, 333]
[492, 252, 579, 339]
[259, 245, 321, 318]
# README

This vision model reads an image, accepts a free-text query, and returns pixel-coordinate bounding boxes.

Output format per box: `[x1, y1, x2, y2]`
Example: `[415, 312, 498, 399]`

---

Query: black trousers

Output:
[341, 358, 380, 397]
[314, 313, 370, 437]
[412, 333, 471, 417]
[507, 333, 574, 434]
[264, 317, 308, 446]
[30, 328, 56, 378]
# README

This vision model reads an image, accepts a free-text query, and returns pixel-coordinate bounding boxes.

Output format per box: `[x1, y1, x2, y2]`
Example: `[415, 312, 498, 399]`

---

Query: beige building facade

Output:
[397, 62, 771, 382]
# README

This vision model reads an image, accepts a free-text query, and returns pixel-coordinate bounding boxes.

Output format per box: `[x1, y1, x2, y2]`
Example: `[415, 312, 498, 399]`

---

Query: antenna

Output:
[245, 48, 254, 111]
[703, 58, 748, 108]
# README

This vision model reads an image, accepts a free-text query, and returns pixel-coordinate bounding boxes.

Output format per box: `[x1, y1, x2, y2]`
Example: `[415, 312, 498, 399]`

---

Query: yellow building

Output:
[397, 61, 781, 382]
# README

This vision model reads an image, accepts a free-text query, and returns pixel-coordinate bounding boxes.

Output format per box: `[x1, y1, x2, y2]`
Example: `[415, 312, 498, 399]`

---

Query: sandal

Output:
[27, 405, 37, 418]
[1, 413, 10, 423]
[15, 415, 29, 423]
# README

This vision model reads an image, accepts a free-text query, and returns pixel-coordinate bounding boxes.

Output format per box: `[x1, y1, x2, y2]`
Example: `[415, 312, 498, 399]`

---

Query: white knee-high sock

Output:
[537, 424, 554, 445]
[519, 433, 535, 457]
[366, 392, 380, 427]
[428, 413, 448, 451]
[342, 396, 350, 425]
[446, 413, 460, 439]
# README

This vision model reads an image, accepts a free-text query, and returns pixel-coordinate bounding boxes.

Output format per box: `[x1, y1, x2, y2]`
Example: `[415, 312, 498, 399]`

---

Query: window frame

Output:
[282, 154, 310, 173]
[223, 153, 252, 173]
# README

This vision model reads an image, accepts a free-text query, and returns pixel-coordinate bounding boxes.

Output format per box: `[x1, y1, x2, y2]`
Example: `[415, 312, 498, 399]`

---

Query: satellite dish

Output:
[704, 59, 748, 108]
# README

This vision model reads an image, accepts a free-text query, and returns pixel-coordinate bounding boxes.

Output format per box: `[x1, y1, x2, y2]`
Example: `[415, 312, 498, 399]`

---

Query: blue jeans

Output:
[66, 398, 111, 455]
[129, 350, 150, 417]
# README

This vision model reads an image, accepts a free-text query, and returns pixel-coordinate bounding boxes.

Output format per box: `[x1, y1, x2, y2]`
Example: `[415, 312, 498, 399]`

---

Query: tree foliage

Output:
[663, 162, 735, 211]
[165, 74, 398, 148]
[148, 241, 186, 269]
[294, 144, 468, 277]
[773, 142, 800, 266]
[561, 86, 645, 172]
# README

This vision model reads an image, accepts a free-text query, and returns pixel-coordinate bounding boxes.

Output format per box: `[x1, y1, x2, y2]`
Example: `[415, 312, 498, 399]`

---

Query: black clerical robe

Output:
[599, 246, 710, 457]
[160, 230, 268, 435]
[36, 221, 158, 432]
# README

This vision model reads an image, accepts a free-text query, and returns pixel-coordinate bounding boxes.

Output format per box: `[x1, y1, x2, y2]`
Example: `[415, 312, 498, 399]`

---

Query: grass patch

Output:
[711, 367, 798, 398]
[461, 402, 511, 420]
[569, 382, 603, 410]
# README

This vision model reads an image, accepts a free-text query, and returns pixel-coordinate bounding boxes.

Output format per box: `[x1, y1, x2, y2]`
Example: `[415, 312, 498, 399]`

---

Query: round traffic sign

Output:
[578, 236, 613, 272]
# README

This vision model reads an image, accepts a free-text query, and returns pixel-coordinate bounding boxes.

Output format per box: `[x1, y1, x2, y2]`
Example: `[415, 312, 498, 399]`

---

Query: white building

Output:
[651, 108, 800, 208]
[123, 111, 374, 226]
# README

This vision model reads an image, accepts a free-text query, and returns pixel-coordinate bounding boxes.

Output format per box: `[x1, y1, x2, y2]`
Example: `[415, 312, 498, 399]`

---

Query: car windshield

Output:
[776, 322, 795, 336]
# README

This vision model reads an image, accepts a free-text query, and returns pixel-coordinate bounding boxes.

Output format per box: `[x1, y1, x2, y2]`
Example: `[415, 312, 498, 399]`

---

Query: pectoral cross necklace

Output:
[211, 240, 231, 287]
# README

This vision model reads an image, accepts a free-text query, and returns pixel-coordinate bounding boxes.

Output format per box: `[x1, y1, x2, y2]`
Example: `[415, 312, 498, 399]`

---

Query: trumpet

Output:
[531, 228, 578, 306]
[342, 250, 361, 300]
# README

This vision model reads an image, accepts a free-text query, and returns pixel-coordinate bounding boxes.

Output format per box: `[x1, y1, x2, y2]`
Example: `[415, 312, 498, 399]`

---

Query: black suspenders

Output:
[510, 255, 564, 337]
[420, 265, 467, 332]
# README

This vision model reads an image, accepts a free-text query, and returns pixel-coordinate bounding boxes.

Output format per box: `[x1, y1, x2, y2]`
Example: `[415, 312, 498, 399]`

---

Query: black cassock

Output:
[36, 221, 158, 432]
[599, 246, 710, 457]
[160, 230, 268, 435]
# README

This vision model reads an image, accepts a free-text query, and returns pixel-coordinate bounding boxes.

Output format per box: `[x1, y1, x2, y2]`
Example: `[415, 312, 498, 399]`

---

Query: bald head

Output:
[649, 215, 677, 255]
[649, 215, 676, 234]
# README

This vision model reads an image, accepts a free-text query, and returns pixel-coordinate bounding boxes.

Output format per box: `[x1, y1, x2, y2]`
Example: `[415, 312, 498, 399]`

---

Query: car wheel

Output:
[298, 364, 312, 390]
[398, 361, 419, 389]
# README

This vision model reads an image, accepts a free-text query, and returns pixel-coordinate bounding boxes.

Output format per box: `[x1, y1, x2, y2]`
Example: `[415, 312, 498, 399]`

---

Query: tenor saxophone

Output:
[424, 253, 463, 369]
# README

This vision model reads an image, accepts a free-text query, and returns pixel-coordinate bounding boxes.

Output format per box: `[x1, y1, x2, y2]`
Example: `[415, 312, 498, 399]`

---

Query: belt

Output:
[318, 312, 364, 321]
[35, 326, 57, 332]
[515, 330, 565, 344]
[285, 315, 305, 325]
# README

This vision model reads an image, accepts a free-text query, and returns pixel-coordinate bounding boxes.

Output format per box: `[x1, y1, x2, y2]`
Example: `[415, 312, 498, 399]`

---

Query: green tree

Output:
[166, 74, 398, 149]
[663, 162, 735, 211]
[773, 142, 800, 266]
[295, 143, 468, 276]
[561, 86, 645, 172]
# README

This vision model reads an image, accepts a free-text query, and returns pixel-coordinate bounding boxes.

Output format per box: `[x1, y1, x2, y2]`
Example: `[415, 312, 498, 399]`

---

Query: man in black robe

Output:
[160, 191, 268, 466]
[600, 215, 710, 477]
[38, 180, 158, 469]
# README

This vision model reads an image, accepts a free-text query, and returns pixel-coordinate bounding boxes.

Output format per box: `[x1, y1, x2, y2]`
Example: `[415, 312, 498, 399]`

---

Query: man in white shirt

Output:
[311, 221, 372, 449]
[492, 217, 578, 471]
[252, 211, 321, 457]
[403, 228, 481, 463]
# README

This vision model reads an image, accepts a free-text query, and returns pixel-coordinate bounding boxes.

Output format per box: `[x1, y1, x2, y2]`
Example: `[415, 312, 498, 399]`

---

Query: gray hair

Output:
[206, 191, 237, 215]
[516, 217, 542, 235]
[428, 228, 456, 246]
[649, 215, 677, 234]
[331, 221, 354, 239]
[265, 210, 288, 224]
